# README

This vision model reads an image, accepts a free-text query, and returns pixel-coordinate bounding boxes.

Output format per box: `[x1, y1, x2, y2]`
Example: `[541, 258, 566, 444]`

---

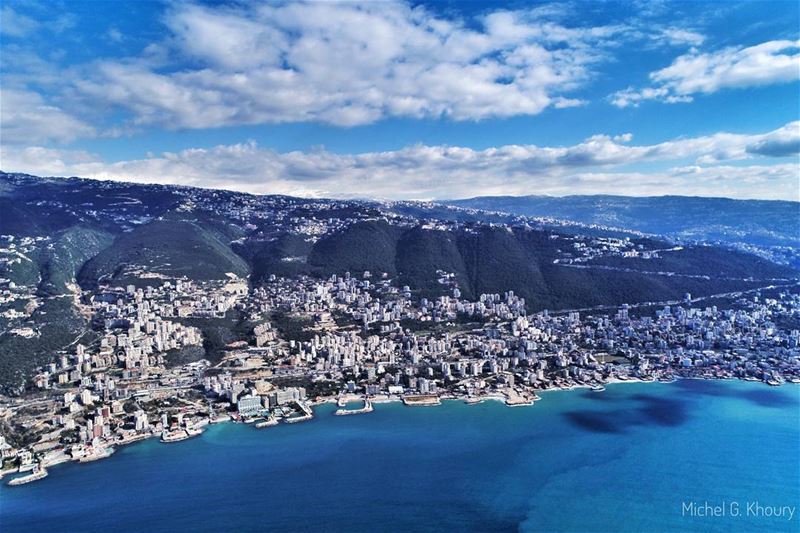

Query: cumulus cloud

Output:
[0, 1, 752, 141]
[65, 1, 625, 128]
[0, 88, 96, 144]
[610, 39, 800, 107]
[3, 122, 797, 200]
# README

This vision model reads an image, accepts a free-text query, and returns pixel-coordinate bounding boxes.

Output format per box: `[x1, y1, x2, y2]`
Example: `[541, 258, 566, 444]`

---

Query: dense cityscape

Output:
[1, 0, 799, 531]
[2, 260, 798, 485]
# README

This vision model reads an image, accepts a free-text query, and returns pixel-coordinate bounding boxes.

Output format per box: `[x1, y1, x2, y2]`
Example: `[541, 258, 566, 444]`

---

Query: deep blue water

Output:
[1, 380, 798, 533]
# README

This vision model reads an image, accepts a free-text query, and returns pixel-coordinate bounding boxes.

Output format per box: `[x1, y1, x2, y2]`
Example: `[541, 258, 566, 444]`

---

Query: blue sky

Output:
[1, 0, 798, 199]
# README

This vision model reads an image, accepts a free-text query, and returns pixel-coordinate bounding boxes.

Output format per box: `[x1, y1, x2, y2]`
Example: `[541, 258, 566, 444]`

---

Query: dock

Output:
[255, 416, 279, 428]
[334, 398, 373, 415]
[283, 402, 314, 424]
[8, 467, 48, 486]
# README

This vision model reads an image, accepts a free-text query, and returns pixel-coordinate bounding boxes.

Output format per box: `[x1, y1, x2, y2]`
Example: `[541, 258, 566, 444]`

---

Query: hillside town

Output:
[1, 269, 799, 485]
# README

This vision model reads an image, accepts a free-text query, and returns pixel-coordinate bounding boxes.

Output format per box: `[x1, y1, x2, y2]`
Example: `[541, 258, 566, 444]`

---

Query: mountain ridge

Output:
[0, 171, 798, 391]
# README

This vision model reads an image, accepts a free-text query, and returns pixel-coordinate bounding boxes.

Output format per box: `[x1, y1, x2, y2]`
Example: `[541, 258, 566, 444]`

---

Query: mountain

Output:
[1, 172, 796, 303]
[78, 218, 250, 288]
[263, 220, 794, 311]
[1, 171, 798, 391]
[445, 195, 800, 250]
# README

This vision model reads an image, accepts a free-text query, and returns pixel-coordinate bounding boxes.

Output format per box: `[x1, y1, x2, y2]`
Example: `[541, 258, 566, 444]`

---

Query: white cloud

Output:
[3, 122, 797, 200]
[566, 164, 798, 200]
[658, 28, 705, 47]
[610, 39, 800, 107]
[746, 121, 800, 157]
[0, 88, 96, 144]
[0, 6, 39, 38]
[106, 27, 124, 43]
[0, 6, 75, 38]
[66, 1, 623, 129]
[0, 1, 753, 142]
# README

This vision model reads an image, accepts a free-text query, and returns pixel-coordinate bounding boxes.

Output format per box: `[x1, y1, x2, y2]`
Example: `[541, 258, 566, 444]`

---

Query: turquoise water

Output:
[1, 380, 798, 533]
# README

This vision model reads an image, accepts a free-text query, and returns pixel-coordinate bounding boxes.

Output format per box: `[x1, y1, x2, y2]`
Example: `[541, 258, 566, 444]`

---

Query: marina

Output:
[283, 403, 314, 424]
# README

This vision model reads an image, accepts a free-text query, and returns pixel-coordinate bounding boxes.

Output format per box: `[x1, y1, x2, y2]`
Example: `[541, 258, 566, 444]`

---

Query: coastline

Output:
[5, 375, 797, 486]
[3, 376, 798, 533]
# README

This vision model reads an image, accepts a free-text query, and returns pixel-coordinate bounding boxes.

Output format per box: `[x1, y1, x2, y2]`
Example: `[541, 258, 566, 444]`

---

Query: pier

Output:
[334, 398, 373, 416]
[255, 416, 279, 428]
[284, 402, 314, 424]
[8, 467, 48, 486]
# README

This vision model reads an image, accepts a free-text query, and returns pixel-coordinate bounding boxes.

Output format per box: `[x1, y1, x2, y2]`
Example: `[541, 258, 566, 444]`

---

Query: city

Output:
[2, 263, 798, 484]
[1, 0, 798, 531]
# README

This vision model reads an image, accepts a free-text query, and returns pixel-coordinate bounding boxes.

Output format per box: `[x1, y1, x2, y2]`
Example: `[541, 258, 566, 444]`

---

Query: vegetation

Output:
[269, 311, 316, 343]
[2, 172, 797, 391]
[584, 244, 795, 279]
[0, 297, 93, 395]
[252, 222, 790, 312]
[78, 219, 250, 287]
[174, 310, 254, 364]
[449, 194, 800, 248]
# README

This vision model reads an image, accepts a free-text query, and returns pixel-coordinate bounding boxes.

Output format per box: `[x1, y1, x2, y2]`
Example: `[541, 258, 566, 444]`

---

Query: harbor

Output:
[254, 416, 279, 429]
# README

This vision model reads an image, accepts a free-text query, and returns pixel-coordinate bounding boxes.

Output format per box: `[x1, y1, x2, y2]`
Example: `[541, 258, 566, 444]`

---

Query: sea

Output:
[1, 379, 798, 533]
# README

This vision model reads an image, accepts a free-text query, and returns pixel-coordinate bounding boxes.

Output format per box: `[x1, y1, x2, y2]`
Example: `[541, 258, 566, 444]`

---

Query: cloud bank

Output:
[3, 122, 797, 200]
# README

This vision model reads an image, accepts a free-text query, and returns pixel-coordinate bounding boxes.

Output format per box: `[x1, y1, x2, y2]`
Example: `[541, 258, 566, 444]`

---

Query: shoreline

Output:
[4, 376, 797, 486]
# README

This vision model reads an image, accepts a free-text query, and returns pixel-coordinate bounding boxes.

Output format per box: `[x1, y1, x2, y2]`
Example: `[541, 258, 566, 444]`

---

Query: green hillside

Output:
[249, 221, 796, 312]
[78, 219, 250, 287]
[307, 220, 403, 275]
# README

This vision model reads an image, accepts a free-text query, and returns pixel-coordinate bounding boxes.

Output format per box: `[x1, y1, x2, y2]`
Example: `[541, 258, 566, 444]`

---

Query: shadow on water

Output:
[564, 391, 691, 434]
[740, 389, 795, 407]
[674, 378, 795, 408]
[630, 394, 689, 427]
[565, 379, 797, 434]
[564, 411, 624, 434]
[581, 390, 613, 401]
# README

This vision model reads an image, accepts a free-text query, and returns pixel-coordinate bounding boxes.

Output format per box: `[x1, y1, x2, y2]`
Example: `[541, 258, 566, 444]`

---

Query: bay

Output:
[2, 379, 798, 533]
